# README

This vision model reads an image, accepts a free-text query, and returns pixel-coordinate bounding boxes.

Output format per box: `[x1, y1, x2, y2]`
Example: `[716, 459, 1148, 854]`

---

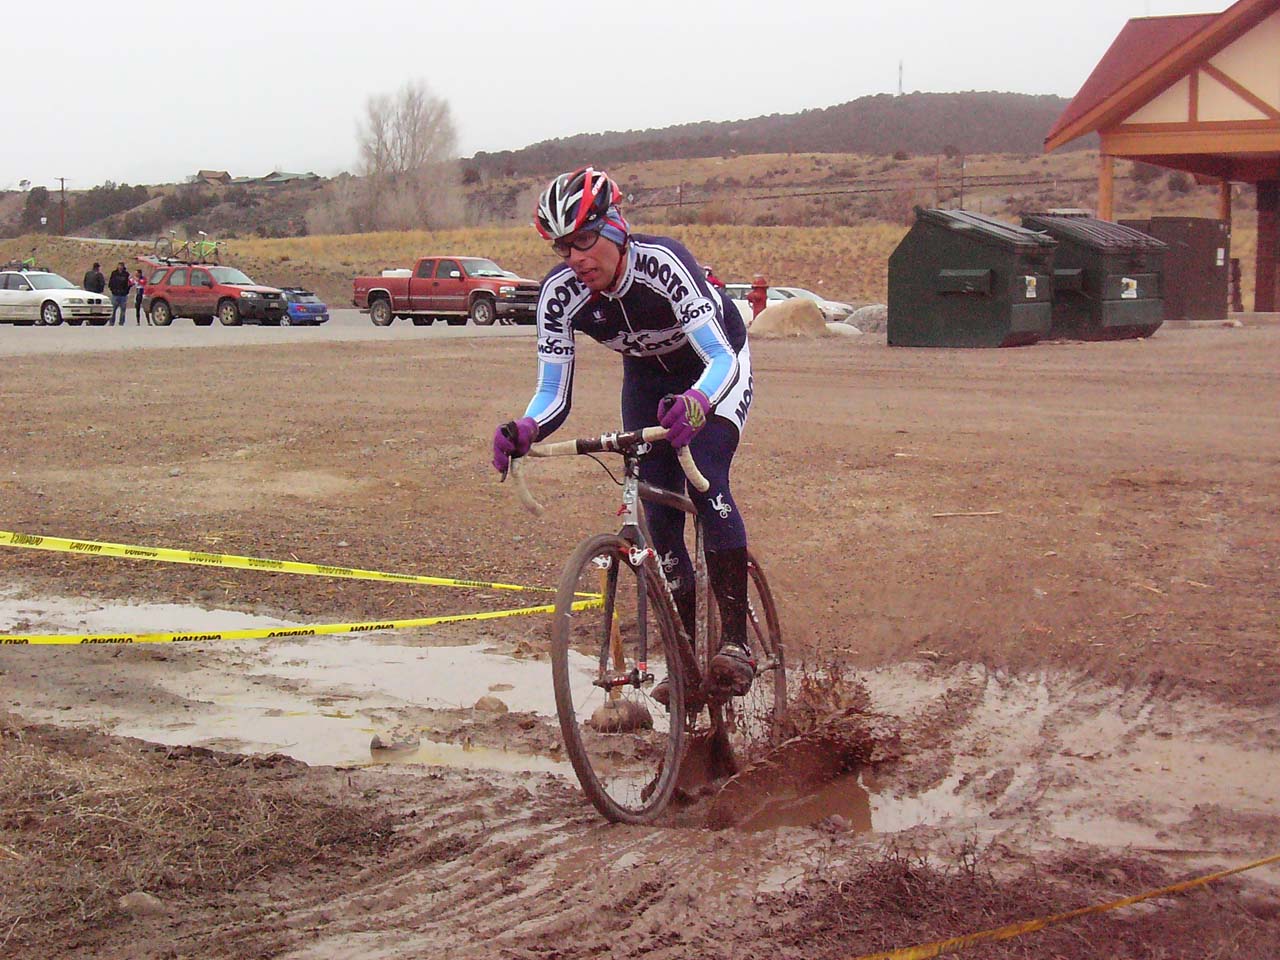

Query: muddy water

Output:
[4, 589, 1279, 850]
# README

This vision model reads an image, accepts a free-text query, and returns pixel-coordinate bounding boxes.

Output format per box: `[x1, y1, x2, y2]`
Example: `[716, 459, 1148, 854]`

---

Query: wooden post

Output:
[1218, 180, 1232, 229]
[1097, 154, 1115, 220]
[1257, 180, 1278, 313]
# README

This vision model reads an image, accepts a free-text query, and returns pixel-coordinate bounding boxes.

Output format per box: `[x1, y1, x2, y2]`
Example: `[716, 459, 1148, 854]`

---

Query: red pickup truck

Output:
[352, 256, 540, 327]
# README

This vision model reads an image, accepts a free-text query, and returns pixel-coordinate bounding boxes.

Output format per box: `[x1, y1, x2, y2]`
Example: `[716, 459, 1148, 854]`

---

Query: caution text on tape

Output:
[0, 530, 555, 594]
[0, 598, 601, 646]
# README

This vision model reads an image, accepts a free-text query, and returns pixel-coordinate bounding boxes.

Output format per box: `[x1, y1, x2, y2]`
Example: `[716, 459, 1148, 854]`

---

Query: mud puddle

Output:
[4, 588, 1280, 857]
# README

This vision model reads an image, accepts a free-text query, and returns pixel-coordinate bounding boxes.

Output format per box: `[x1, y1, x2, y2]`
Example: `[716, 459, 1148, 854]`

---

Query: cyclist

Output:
[492, 166, 756, 699]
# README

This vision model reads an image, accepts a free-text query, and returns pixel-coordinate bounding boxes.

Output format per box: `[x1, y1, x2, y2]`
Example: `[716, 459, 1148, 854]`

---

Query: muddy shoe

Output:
[651, 676, 674, 709]
[709, 642, 755, 697]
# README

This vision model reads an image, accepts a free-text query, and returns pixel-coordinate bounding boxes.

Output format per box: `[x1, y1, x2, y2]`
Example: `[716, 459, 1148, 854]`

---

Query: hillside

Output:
[467, 92, 1090, 178]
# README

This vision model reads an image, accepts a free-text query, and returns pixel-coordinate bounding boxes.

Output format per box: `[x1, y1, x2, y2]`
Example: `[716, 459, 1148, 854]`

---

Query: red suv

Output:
[143, 262, 287, 326]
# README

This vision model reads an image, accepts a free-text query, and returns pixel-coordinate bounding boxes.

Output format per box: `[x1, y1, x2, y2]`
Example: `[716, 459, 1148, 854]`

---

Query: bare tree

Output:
[348, 78, 461, 231]
[359, 80, 456, 178]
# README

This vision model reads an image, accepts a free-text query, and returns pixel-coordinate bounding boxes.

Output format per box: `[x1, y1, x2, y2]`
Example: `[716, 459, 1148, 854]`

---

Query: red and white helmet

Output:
[534, 167, 623, 240]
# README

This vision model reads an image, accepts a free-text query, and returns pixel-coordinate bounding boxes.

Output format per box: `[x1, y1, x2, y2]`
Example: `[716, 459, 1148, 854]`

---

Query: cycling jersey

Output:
[524, 234, 748, 438]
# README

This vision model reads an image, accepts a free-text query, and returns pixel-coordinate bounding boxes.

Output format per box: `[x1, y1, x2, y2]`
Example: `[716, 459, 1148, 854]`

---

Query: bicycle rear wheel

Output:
[709, 549, 787, 763]
[551, 533, 687, 823]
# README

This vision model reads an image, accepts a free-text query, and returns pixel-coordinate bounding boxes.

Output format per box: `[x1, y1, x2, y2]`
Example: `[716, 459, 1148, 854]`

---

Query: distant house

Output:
[258, 170, 321, 186]
[196, 169, 232, 186]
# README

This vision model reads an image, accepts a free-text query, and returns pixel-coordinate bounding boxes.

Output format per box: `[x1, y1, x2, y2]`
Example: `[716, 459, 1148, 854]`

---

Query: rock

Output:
[749, 298, 828, 338]
[849, 303, 887, 333]
[370, 734, 419, 752]
[589, 700, 652, 732]
[118, 891, 170, 916]
[168, 468, 182, 478]
[826, 322, 863, 336]
[474, 695, 509, 714]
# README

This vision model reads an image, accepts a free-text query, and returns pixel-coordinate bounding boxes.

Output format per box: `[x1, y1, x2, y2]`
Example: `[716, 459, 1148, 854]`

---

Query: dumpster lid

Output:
[1020, 213, 1168, 251]
[914, 207, 1056, 251]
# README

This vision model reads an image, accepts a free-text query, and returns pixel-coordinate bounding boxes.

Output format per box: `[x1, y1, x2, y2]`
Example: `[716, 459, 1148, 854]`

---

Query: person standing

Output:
[107, 262, 131, 326]
[82, 262, 106, 294]
[132, 268, 149, 324]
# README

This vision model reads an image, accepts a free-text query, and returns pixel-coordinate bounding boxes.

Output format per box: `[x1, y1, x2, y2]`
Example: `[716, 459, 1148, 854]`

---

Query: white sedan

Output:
[771, 286, 855, 322]
[0, 270, 112, 326]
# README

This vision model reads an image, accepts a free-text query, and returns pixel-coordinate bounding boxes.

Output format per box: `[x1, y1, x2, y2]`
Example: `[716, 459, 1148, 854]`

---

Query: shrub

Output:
[1131, 162, 1164, 185]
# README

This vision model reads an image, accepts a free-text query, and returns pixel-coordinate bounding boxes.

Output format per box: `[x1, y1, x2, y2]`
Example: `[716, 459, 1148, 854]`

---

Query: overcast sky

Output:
[2, 0, 1226, 190]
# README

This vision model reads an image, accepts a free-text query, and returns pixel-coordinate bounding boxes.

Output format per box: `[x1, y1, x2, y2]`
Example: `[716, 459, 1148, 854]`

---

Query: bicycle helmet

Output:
[535, 167, 626, 242]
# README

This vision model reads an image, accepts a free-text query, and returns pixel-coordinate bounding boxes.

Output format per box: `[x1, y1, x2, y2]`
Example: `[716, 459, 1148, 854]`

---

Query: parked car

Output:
[143, 263, 287, 326]
[352, 256, 540, 326]
[280, 287, 329, 326]
[771, 286, 855, 322]
[0, 269, 112, 326]
[722, 282, 787, 323]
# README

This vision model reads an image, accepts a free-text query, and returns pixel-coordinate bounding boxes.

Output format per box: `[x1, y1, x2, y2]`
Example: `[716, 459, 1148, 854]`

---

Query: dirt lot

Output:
[2, 322, 1279, 958]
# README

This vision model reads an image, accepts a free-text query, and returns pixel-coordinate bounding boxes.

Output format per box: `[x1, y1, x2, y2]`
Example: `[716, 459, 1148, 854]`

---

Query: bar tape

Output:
[0, 598, 602, 645]
[0, 529, 556, 594]
[847, 851, 1280, 960]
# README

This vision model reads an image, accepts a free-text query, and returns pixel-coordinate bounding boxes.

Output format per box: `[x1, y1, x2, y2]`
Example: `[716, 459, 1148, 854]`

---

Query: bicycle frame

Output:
[609, 438, 713, 693]
[515, 428, 714, 694]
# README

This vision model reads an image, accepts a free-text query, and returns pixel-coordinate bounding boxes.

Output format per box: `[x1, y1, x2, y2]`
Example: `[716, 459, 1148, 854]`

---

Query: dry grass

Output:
[0, 714, 398, 954]
[775, 844, 1278, 959]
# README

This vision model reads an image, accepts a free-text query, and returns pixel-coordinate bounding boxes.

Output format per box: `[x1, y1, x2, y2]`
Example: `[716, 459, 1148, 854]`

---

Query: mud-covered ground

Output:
[2, 321, 1279, 958]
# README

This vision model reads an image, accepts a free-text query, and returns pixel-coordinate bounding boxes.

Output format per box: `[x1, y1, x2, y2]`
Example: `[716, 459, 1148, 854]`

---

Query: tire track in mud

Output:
[188, 768, 808, 960]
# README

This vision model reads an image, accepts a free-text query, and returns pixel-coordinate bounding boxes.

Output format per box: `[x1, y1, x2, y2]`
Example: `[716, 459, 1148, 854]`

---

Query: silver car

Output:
[771, 286, 855, 322]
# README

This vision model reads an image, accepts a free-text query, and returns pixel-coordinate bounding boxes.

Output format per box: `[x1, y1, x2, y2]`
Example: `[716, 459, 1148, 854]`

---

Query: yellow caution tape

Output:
[849, 851, 1280, 960]
[0, 598, 601, 646]
[0, 529, 556, 594]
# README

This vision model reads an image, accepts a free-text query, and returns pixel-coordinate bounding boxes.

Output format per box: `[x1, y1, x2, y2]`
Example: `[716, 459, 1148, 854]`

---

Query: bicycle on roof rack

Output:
[1, 247, 38, 271]
[508, 425, 787, 824]
[153, 230, 224, 264]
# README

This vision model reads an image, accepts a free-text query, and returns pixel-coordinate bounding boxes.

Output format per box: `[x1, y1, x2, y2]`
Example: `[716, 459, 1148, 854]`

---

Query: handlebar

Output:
[508, 426, 709, 516]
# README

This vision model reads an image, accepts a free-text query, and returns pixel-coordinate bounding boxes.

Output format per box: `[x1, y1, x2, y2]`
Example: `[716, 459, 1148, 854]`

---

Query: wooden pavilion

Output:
[1044, 0, 1280, 310]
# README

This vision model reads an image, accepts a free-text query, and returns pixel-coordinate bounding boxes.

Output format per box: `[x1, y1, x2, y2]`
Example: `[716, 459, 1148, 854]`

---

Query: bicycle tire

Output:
[551, 533, 687, 823]
[708, 548, 787, 764]
[154, 236, 173, 258]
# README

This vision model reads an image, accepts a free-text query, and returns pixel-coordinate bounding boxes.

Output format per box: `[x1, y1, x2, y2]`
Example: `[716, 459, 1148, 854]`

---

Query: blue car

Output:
[280, 287, 329, 326]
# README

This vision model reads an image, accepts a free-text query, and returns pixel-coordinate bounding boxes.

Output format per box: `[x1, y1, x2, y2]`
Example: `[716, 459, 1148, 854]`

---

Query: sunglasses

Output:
[551, 230, 602, 258]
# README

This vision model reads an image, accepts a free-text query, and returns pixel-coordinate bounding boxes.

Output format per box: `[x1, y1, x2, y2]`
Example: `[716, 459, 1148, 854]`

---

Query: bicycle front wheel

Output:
[551, 533, 687, 823]
[710, 549, 787, 763]
[154, 236, 173, 258]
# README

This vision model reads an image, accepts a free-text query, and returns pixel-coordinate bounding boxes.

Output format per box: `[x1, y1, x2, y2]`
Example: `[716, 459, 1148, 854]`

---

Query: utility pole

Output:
[958, 155, 966, 209]
[56, 177, 69, 234]
[898, 60, 903, 97]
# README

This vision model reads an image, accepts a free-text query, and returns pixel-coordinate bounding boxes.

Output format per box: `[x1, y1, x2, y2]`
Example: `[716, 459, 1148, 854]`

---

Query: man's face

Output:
[559, 229, 621, 293]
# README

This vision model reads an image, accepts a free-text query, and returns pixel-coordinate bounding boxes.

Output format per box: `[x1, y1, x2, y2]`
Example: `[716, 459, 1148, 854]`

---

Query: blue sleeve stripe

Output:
[524, 357, 572, 430]
[687, 321, 739, 407]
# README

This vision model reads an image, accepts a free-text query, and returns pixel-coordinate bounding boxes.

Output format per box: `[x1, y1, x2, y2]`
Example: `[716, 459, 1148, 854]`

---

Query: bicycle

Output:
[154, 230, 223, 263]
[1, 247, 37, 271]
[509, 425, 786, 823]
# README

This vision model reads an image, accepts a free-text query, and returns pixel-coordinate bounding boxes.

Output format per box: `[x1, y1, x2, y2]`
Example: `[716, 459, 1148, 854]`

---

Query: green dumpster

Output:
[1020, 213, 1168, 339]
[888, 208, 1057, 347]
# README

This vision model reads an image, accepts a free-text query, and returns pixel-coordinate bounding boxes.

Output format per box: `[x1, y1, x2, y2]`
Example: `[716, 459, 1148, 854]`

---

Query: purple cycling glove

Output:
[492, 417, 538, 475]
[657, 389, 710, 448]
